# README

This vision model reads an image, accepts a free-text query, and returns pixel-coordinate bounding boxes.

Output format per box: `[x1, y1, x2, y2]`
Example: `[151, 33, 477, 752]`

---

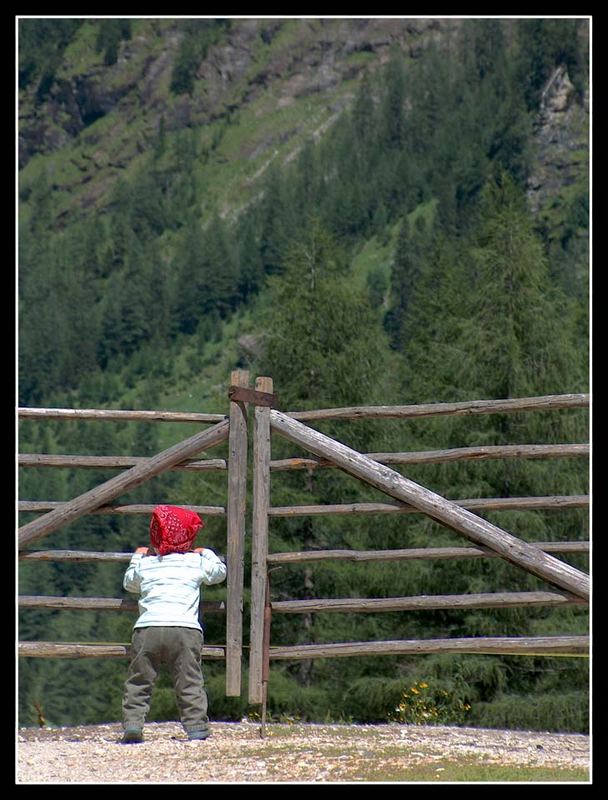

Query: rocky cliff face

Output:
[527, 64, 589, 215]
[18, 18, 461, 214]
[20, 19, 461, 160]
[526, 62, 589, 284]
[19, 18, 588, 240]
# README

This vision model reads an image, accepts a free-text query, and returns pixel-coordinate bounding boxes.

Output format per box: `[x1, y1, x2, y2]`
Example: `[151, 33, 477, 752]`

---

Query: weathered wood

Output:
[19, 549, 230, 562]
[268, 496, 589, 517]
[269, 636, 589, 661]
[19, 454, 227, 471]
[269, 410, 590, 601]
[20, 550, 134, 562]
[18, 407, 225, 423]
[19, 502, 226, 516]
[18, 418, 230, 548]
[19, 394, 587, 424]
[285, 393, 589, 422]
[18, 641, 226, 659]
[270, 444, 589, 471]
[270, 591, 585, 615]
[248, 377, 273, 705]
[266, 542, 589, 564]
[19, 595, 225, 613]
[225, 370, 249, 697]
[260, 576, 273, 732]
[20, 444, 584, 473]
[19, 541, 587, 564]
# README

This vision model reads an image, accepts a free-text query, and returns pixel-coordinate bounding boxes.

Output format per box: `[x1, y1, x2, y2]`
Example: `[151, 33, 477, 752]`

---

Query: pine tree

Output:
[258, 218, 387, 411]
[258, 162, 296, 276]
[97, 234, 158, 367]
[236, 213, 264, 302]
[467, 173, 586, 400]
[399, 173, 588, 625]
[380, 47, 407, 151]
[384, 215, 428, 350]
[255, 219, 390, 682]
[174, 218, 207, 335]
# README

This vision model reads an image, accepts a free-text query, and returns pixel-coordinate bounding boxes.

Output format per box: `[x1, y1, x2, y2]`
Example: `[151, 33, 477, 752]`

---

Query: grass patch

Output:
[233, 723, 589, 782]
[361, 762, 589, 782]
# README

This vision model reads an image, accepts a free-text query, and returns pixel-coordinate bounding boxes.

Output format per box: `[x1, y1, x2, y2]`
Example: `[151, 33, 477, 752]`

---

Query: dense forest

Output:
[18, 17, 590, 733]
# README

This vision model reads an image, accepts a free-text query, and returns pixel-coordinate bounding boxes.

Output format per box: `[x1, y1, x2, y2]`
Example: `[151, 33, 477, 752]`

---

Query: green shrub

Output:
[469, 690, 588, 733]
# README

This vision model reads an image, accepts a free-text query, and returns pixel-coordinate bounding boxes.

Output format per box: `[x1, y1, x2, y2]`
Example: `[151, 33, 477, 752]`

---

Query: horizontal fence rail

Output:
[19, 455, 228, 471]
[18, 642, 226, 659]
[18, 496, 588, 519]
[267, 636, 590, 661]
[266, 541, 589, 564]
[19, 444, 588, 474]
[18, 394, 589, 426]
[18, 408, 226, 423]
[18, 541, 588, 564]
[269, 443, 589, 471]
[19, 596, 225, 613]
[18, 637, 589, 661]
[267, 495, 589, 517]
[19, 549, 227, 562]
[269, 591, 586, 615]
[285, 393, 589, 422]
[19, 502, 226, 516]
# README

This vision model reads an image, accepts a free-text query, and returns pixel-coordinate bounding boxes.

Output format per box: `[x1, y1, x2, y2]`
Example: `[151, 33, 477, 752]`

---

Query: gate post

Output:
[248, 376, 272, 704]
[225, 369, 249, 696]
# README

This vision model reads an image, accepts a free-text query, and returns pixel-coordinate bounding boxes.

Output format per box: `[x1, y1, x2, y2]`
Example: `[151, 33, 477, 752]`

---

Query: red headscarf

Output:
[149, 505, 204, 556]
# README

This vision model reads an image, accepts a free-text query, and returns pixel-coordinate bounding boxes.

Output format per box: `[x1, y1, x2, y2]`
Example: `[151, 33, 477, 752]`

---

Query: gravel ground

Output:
[16, 720, 590, 784]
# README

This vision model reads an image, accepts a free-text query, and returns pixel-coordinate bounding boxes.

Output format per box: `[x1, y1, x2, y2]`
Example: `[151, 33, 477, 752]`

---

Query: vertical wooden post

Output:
[248, 376, 272, 705]
[260, 574, 272, 738]
[225, 369, 249, 697]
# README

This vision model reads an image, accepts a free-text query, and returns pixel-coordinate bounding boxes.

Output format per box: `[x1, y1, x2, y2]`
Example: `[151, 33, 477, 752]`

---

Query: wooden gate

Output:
[18, 376, 590, 709]
[18, 369, 250, 697]
[246, 378, 589, 716]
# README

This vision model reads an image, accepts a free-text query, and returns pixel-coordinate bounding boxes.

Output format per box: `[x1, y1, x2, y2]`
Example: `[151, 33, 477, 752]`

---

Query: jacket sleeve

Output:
[123, 554, 144, 593]
[199, 548, 227, 586]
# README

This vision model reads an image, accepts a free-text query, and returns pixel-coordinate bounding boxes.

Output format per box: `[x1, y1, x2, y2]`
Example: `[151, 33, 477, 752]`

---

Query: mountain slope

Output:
[19, 18, 462, 227]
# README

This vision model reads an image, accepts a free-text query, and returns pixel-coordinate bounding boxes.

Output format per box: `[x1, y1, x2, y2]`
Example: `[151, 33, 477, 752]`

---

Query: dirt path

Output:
[17, 721, 590, 783]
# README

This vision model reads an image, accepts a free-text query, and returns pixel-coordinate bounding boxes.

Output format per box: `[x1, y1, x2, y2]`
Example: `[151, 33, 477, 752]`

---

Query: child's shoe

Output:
[186, 727, 211, 741]
[120, 727, 144, 744]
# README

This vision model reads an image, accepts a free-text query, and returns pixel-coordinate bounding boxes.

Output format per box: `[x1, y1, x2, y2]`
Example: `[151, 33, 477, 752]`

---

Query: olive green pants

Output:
[122, 626, 210, 734]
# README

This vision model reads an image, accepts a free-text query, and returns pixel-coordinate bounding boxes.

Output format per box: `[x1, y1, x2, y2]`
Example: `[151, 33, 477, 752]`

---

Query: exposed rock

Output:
[238, 333, 264, 361]
[527, 65, 589, 215]
[18, 18, 461, 171]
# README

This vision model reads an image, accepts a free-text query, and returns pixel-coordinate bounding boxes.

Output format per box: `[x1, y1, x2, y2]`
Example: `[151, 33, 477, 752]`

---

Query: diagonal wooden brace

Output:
[269, 410, 590, 601]
[18, 418, 230, 550]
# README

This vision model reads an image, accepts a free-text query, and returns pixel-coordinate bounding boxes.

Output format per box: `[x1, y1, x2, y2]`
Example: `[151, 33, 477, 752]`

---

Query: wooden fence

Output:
[18, 369, 250, 696]
[246, 379, 589, 716]
[18, 378, 590, 711]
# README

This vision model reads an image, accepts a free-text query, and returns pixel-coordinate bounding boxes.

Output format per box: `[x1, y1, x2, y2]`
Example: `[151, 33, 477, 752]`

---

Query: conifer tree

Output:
[201, 213, 240, 318]
[258, 162, 297, 276]
[256, 218, 390, 685]
[236, 213, 264, 302]
[174, 217, 207, 335]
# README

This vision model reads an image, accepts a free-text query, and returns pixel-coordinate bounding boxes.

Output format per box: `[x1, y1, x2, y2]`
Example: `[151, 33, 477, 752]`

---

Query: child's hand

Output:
[135, 547, 149, 555]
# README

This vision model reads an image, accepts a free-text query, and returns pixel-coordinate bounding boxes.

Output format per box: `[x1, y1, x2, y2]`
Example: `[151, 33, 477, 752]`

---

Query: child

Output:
[120, 504, 226, 744]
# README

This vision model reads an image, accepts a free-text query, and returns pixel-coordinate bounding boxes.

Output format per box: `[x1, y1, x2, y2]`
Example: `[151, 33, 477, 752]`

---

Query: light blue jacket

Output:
[123, 550, 226, 631]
